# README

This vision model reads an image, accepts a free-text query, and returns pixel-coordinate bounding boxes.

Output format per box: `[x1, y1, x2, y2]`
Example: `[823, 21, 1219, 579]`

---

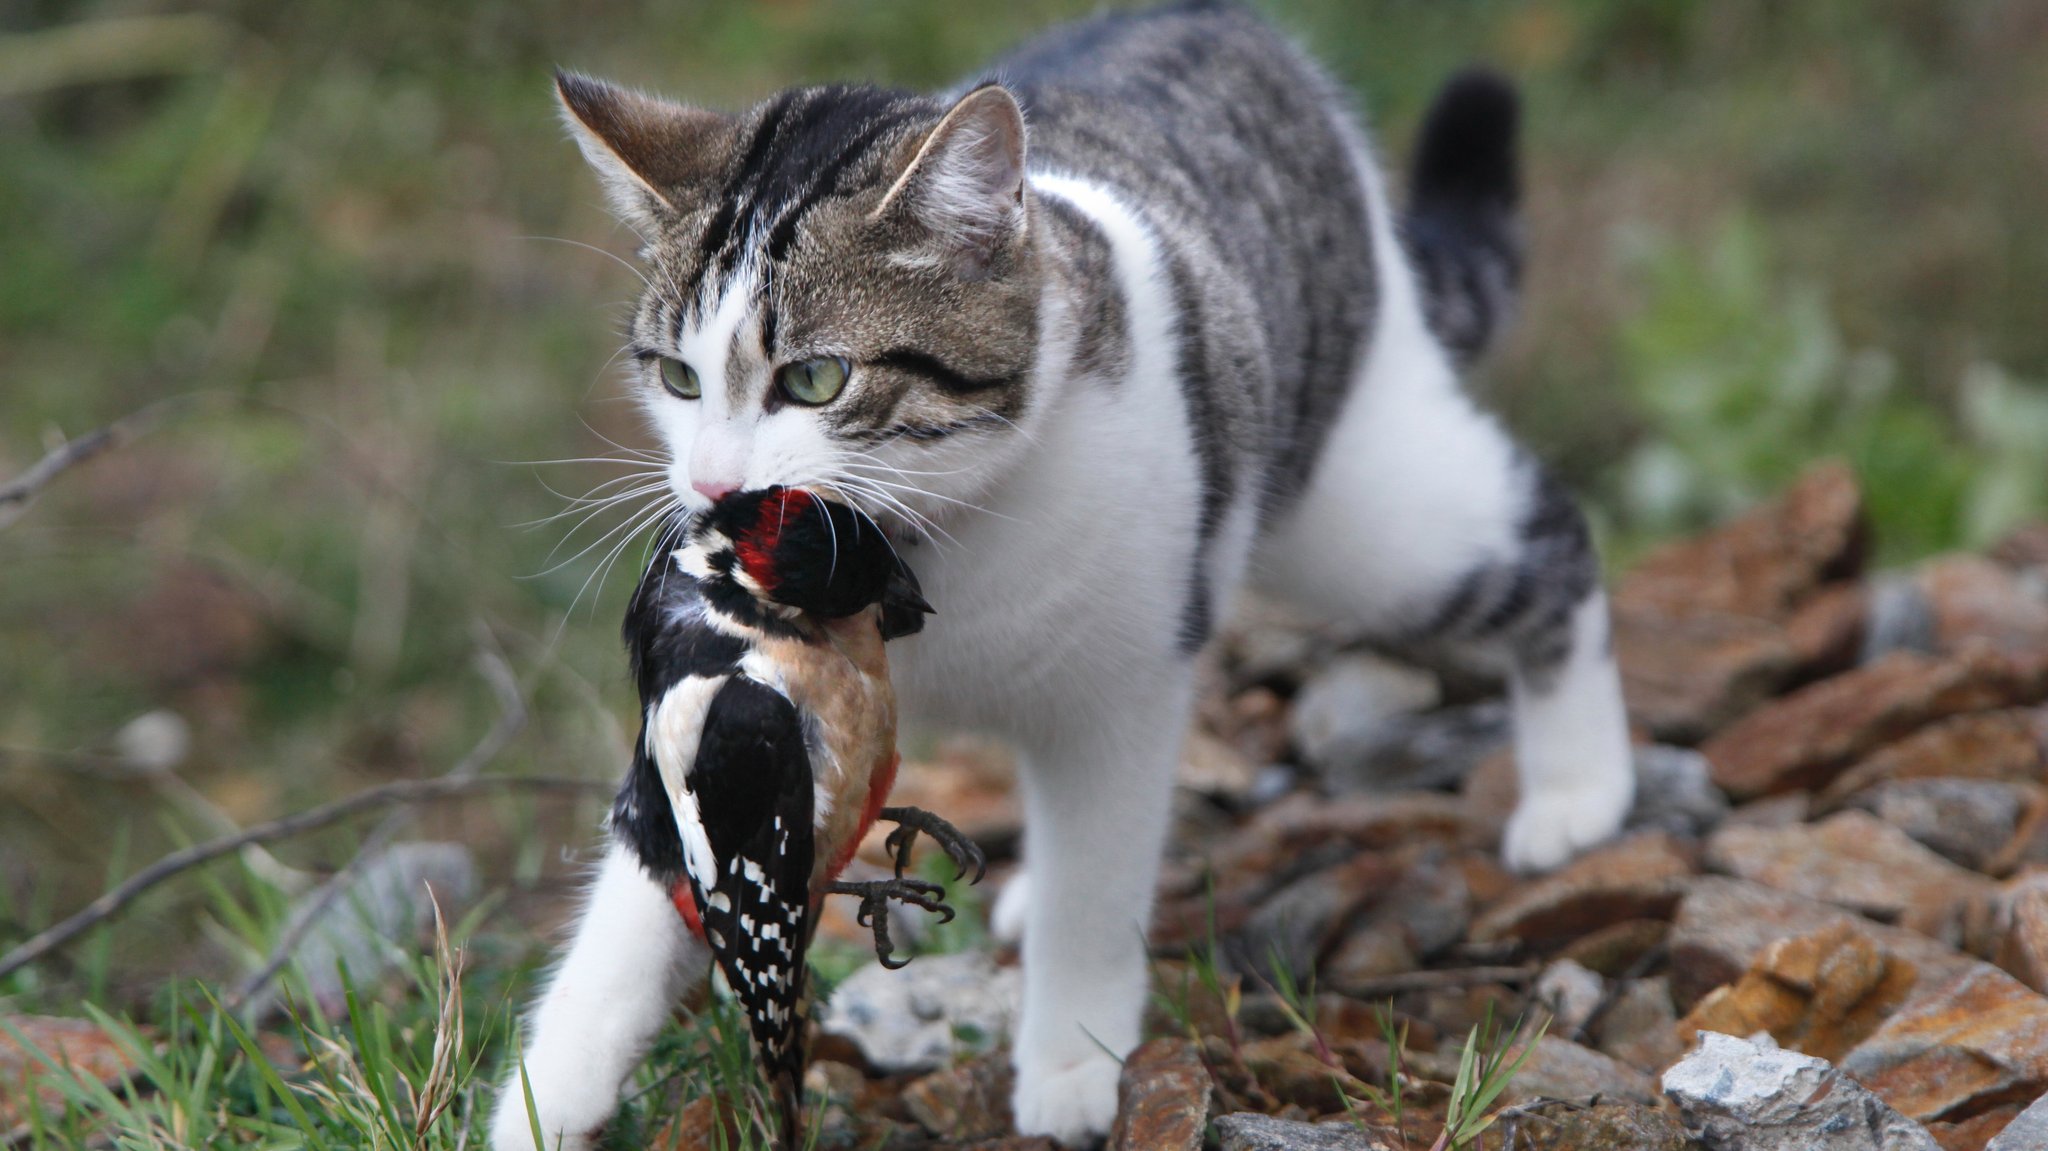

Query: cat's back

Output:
[994, 0, 1378, 514]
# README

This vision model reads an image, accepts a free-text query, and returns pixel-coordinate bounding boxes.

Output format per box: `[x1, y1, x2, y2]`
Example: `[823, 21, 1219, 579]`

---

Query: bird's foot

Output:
[878, 805, 987, 884]
[826, 876, 953, 970]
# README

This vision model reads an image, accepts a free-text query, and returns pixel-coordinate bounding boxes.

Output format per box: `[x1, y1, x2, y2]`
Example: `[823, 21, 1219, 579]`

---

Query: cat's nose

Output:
[692, 479, 737, 503]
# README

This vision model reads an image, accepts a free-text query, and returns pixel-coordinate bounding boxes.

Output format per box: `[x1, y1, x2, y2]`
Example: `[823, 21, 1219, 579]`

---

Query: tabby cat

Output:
[495, 4, 1633, 1146]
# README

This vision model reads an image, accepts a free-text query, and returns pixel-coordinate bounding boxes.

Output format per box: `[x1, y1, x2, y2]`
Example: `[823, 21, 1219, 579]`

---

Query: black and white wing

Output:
[665, 674, 817, 1084]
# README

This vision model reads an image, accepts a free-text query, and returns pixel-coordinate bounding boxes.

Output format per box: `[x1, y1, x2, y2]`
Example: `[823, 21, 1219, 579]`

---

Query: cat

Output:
[494, 3, 1634, 1147]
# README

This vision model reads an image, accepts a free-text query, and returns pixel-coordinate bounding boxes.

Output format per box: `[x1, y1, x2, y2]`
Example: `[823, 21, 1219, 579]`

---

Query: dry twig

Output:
[0, 394, 210, 531]
[0, 773, 600, 984]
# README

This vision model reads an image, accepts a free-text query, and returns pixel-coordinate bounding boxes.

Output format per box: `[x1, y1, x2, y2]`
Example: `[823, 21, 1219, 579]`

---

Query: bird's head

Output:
[688, 486, 932, 638]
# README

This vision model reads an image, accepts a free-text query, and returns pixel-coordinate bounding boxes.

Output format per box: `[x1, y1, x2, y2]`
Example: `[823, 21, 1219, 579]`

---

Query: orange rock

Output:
[0, 1015, 143, 1129]
[1611, 461, 1866, 741]
[1842, 963, 2048, 1121]
[1703, 810, 1993, 935]
[1114, 1040, 1204, 1146]
[1704, 648, 2048, 800]
[1677, 921, 1918, 1061]
[1469, 832, 1694, 948]
[1918, 553, 2048, 654]
[1820, 708, 2048, 809]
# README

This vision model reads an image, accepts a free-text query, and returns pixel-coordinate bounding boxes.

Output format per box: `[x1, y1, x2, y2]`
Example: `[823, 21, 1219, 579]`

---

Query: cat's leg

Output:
[1257, 343, 1632, 873]
[1006, 677, 1192, 1143]
[490, 840, 708, 1151]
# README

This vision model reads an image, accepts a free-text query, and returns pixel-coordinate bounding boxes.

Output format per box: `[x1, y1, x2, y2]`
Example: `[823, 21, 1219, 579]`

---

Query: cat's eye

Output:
[658, 357, 701, 399]
[776, 356, 850, 406]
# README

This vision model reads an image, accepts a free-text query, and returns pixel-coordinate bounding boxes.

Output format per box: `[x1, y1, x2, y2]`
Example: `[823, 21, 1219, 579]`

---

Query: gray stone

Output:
[249, 840, 477, 1020]
[1862, 573, 1939, 664]
[1662, 1031, 1940, 1151]
[1846, 777, 2031, 870]
[1535, 959, 1607, 1035]
[1214, 1113, 1397, 1151]
[1288, 652, 1446, 787]
[816, 951, 1020, 1073]
[1627, 745, 1732, 837]
[1988, 1089, 2048, 1151]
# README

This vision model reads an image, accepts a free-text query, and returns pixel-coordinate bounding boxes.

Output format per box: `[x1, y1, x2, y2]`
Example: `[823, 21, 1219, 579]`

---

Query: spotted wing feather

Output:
[679, 674, 817, 1086]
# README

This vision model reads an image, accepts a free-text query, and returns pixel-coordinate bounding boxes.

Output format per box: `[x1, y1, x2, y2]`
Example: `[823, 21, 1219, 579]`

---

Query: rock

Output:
[1677, 921, 1919, 1061]
[1613, 461, 1866, 740]
[1784, 582, 1870, 676]
[1627, 745, 1732, 838]
[248, 840, 477, 1020]
[1935, 1107, 2024, 1151]
[1108, 1038, 1210, 1151]
[1986, 1089, 2048, 1151]
[1989, 872, 2048, 993]
[1288, 652, 1441, 777]
[1919, 553, 2048, 654]
[1220, 595, 1322, 687]
[1842, 962, 2048, 1122]
[1704, 810, 1994, 935]
[112, 709, 192, 773]
[817, 951, 1021, 1073]
[1704, 648, 2048, 800]
[1500, 1099, 1694, 1151]
[1533, 959, 1606, 1034]
[1993, 523, 2048, 572]
[1863, 573, 1941, 663]
[1594, 977, 1685, 1074]
[1182, 729, 1261, 798]
[1334, 701, 1512, 795]
[1558, 919, 1670, 977]
[1720, 792, 1811, 829]
[1227, 855, 1392, 984]
[1663, 1031, 1941, 1151]
[1846, 778, 2034, 870]
[1668, 878, 1972, 1011]
[1322, 926, 1417, 987]
[1470, 832, 1694, 948]
[1199, 683, 1294, 767]
[1213, 1113, 1398, 1151]
[1624, 461, 1868, 619]
[901, 1054, 1012, 1141]
[0, 1015, 143, 1127]
[1506, 1035, 1660, 1106]
[1820, 708, 2048, 808]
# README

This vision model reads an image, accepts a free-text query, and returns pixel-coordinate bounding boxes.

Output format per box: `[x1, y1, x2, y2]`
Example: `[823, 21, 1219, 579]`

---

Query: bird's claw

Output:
[878, 805, 987, 885]
[827, 877, 955, 970]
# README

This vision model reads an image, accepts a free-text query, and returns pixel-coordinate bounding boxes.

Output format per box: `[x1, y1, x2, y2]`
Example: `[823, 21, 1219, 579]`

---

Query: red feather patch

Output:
[733, 488, 814, 592]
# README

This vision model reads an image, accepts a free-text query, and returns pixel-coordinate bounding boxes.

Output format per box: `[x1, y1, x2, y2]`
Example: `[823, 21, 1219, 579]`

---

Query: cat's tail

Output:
[1404, 68, 1522, 367]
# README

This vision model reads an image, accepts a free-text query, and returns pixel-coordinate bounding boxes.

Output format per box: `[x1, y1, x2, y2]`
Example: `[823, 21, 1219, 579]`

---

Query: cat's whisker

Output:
[516, 235, 652, 290]
[562, 494, 682, 620]
[530, 485, 677, 577]
[519, 480, 672, 529]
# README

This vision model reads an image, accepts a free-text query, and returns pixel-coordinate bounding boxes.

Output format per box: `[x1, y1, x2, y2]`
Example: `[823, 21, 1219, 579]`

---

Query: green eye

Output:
[658, 357, 700, 399]
[776, 356, 850, 406]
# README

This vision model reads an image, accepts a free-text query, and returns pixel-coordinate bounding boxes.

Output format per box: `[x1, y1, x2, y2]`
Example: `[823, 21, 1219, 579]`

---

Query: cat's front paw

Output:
[1012, 1051, 1121, 1146]
[489, 1079, 597, 1151]
[1501, 778, 1632, 873]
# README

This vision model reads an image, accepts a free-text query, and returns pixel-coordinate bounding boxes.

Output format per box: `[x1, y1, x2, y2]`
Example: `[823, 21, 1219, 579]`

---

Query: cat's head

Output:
[556, 71, 1044, 540]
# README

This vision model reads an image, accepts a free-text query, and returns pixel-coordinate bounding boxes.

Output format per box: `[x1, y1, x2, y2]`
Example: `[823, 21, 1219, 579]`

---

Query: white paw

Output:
[488, 1084, 594, 1151]
[1501, 779, 1632, 873]
[991, 870, 1031, 944]
[1012, 1052, 1121, 1145]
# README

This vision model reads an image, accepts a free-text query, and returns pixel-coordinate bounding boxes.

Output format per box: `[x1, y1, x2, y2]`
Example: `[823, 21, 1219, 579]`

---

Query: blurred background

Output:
[5, 0, 2048, 1013]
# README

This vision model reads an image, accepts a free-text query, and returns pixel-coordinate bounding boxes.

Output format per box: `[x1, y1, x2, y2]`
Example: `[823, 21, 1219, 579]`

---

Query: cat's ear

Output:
[555, 70, 731, 228]
[875, 84, 1028, 273]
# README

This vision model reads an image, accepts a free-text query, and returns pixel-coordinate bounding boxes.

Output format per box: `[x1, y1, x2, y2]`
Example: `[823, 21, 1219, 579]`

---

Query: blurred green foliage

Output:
[2, 0, 2046, 1021]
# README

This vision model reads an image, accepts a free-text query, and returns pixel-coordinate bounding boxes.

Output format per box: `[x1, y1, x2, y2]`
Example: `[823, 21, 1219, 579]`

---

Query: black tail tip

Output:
[1411, 67, 1521, 210]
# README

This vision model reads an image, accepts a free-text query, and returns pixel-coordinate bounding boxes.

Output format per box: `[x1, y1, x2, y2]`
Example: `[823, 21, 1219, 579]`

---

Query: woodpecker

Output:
[608, 486, 983, 1148]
